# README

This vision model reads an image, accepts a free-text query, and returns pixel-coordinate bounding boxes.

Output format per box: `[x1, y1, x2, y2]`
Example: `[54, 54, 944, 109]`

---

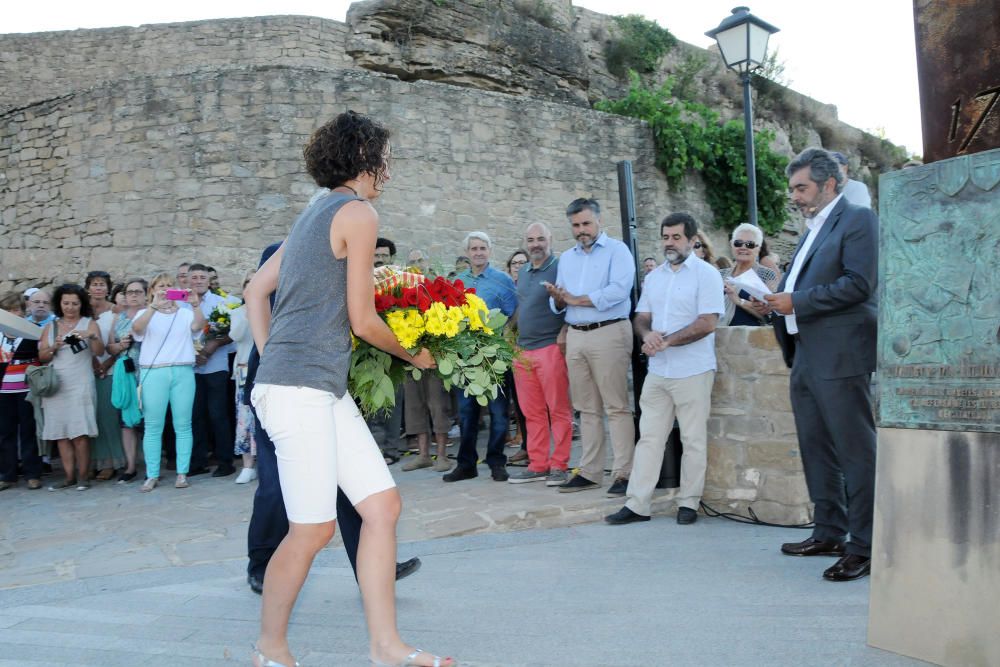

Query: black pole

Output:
[616, 160, 644, 439]
[741, 69, 759, 227]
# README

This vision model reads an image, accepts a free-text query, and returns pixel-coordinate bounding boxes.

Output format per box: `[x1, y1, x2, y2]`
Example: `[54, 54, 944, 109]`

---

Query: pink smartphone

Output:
[164, 289, 188, 300]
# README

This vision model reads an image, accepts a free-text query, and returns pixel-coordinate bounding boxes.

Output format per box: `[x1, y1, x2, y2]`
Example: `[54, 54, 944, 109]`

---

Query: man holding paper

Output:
[720, 223, 779, 326]
[605, 212, 724, 526]
[754, 147, 878, 583]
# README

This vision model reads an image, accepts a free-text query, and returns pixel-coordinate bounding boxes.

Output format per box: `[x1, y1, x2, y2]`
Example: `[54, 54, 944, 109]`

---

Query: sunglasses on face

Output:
[693, 242, 704, 249]
[125, 289, 146, 296]
[732, 240, 758, 249]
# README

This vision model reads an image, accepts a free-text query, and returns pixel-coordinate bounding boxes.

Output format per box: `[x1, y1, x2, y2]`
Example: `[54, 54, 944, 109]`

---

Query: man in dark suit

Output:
[756, 147, 879, 582]
[245, 242, 420, 593]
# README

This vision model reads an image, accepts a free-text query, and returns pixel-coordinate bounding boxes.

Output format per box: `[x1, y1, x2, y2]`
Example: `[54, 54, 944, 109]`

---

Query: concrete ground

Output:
[0, 440, 927, 666]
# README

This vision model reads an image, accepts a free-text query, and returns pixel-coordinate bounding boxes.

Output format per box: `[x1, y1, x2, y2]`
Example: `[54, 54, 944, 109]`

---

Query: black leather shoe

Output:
[606, 477, 628, 497]
[442, 467, 478, 483]
[212, 464, 236, 477]
[557, 473, 599, 493]
[823, 554, 871, 581]
[490, 465, 509, 482]
[605, 506, 650, 525]
[676, 507, 698, 525]
[395, 557, 422, 581]
[781, 537, 846, 557]
[247, 573, 264, 595]
[187, 466, 209, 477]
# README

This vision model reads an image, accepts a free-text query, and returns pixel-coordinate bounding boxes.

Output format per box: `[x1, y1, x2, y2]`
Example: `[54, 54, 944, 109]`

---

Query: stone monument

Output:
[867, 2, 999, 664]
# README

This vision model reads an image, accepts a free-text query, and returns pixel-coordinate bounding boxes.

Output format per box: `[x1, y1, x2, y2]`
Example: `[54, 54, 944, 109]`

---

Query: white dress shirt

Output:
[637, 254, 725, 379]
[783, 194, 842, 334]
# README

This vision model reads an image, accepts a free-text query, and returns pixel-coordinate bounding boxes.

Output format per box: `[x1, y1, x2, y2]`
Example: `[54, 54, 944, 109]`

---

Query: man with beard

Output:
[605, 213, 724, 525]
[754, 147, 879, 582]
[507, 222, 573, 486]
[544, 198, 635, 495]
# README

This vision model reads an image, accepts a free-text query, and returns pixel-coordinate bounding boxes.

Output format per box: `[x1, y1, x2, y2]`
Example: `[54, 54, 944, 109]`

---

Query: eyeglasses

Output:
[125, 289, 146, 295]
[510, 260, 528, 266]
[693, 242, 704, 249]
[732, 240, 758, 249]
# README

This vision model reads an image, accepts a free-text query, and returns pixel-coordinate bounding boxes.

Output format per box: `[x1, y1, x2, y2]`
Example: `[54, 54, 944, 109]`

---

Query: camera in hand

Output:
[64, 333, 87, 354]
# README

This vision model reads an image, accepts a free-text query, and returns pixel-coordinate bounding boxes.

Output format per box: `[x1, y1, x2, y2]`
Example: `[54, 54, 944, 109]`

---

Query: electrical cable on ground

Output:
[699, 500, 814, 529]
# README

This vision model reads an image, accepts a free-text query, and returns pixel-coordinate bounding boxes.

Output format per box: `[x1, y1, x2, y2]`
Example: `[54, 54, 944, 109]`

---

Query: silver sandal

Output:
[251, 644, 300, 667]
[371, 648, 454, 667]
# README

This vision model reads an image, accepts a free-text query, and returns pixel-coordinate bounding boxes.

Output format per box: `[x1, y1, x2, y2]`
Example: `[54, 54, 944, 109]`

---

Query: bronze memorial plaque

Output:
[877, 147, 1000, 432]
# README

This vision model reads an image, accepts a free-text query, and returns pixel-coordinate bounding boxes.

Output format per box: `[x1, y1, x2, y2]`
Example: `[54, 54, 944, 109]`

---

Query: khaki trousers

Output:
[565, 319, 634, 483]
[625, 371, 714, 515]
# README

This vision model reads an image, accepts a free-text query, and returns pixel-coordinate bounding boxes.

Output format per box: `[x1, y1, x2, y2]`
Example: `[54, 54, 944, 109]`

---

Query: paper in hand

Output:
[727, 271, 773, 302]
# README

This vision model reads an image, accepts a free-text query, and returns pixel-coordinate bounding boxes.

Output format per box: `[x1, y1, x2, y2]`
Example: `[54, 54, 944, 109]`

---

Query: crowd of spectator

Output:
[2, 188, 816, 507]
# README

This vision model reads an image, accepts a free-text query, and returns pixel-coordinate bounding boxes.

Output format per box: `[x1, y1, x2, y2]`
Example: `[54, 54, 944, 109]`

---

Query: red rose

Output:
[417, 290, 432, 312]
[374, 294, 395, 312]
[401, 288, 419, 307]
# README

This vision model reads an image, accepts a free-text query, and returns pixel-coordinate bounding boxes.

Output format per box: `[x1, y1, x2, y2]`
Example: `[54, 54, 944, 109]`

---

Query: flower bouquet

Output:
[349, 266, 515, 416]
[204, 303, 235, 340]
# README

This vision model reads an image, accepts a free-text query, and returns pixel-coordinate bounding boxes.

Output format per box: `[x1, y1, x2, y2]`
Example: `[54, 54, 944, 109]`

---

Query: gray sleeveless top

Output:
[255, 191, 362, 397]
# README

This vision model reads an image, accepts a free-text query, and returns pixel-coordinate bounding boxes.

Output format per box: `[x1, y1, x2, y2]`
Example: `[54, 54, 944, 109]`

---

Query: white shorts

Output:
[251, 383, 396, 524]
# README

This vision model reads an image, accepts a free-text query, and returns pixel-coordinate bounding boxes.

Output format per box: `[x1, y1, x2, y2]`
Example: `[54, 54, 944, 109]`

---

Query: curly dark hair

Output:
[303, 111, 391, 190]
[52, 283, 93, 318]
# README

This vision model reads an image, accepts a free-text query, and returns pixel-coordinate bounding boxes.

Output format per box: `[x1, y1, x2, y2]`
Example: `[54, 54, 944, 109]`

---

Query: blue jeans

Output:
[456, 391, 509, 471]
[141, 365, 195, 478]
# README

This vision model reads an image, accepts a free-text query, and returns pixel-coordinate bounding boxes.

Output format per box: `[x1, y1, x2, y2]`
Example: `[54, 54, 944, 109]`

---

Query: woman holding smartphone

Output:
[245, 111, 453, 667]
[130, 273, 206, 492]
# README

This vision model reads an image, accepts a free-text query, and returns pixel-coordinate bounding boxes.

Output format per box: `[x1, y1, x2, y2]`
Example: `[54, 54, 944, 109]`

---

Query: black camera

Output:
[64, 333, 87, 354]
[123, 357, 136, 373]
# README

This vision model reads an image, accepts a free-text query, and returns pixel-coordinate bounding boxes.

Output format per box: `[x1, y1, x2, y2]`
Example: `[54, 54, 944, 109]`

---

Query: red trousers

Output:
[512, 343, 573, 472]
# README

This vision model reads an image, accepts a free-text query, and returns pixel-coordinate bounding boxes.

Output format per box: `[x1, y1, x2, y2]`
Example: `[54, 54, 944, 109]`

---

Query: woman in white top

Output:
[130, 272, 206, 492]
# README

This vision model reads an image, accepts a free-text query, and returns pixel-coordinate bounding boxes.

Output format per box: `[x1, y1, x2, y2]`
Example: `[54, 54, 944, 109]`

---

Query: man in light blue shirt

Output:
[444, 231, 517, 484]
[24, 289, 56, 327]
[606, 212, 724, 526]
[545, 198, 635, 495]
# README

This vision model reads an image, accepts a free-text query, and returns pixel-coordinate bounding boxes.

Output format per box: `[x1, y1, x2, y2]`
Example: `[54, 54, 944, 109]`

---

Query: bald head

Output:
[524, 222, 553, 267]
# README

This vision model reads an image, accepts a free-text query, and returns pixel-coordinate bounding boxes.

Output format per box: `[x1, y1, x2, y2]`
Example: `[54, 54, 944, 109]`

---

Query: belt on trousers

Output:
[569, 318, 626, 332]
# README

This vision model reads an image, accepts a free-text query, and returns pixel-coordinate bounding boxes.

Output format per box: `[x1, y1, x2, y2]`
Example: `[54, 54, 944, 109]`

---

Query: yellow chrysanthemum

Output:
[385, 310, 423, 349]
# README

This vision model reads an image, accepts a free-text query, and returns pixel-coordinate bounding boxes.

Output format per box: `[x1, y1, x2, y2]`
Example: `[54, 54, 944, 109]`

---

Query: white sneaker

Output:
[447, 424, 460, 439]
[235, 467, 258, 484]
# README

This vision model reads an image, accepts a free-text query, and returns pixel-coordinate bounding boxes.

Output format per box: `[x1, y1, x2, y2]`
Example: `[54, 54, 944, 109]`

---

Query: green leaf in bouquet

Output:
[481, 345, 497, 358]
[476, 394, 488, 406]
[468, 353, 483, 366]
[486, 310, 508, 331]
[491, 359, 507, 373]
[468, 382, 485, 395]
[438, 357, 454, 375]
[411, 368, 422, 381]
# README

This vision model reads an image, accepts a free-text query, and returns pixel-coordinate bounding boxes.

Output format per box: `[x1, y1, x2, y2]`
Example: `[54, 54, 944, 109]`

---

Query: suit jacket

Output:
[773, 197, 878, 379]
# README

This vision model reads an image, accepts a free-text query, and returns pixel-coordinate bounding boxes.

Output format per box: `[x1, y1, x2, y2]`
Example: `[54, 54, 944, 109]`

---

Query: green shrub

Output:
[596, 72, 789, 235]
[604, 15, 677, 79]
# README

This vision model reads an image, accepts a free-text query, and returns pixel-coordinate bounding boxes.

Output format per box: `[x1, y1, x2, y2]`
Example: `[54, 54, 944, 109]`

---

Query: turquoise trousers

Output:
[140, 365, 195, 479]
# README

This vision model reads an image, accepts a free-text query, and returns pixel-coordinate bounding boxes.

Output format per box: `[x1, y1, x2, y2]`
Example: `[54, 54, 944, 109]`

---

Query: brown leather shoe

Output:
[27, 479, 42, 490]
[823, 554, 871, 581]
[781, 537, 845, 557]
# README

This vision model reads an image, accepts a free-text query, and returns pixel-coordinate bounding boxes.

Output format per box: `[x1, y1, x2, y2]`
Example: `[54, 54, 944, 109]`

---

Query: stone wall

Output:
[704, 327, 809, 523]
[2, 64, 709, 292]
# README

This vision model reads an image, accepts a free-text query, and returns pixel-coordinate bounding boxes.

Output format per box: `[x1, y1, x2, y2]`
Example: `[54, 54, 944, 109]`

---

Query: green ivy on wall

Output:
[596, 72, 789, 235]
[604, 15, 677, 78]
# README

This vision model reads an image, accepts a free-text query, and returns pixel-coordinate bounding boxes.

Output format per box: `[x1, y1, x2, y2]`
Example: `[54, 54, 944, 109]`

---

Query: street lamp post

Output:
[706, 6, 779, 228]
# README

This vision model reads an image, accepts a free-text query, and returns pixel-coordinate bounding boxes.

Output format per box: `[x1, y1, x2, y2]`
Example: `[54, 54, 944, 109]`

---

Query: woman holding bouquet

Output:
[244, 111, 453, 667]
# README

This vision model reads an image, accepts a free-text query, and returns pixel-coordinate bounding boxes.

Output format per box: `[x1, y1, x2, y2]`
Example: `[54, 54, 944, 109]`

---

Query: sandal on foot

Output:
[139, 478, 158, 493]
[371, 649, 454, 667]
[175, 474, 189, 489]
[432, 457, 453, 472]
[48, 479, 76, 491]
[251, 644, 300, 667]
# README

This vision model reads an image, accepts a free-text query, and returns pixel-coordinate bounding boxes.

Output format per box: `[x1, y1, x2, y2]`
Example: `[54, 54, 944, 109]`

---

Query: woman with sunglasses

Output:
[691, 233, 731, 270]
[720, 223, 779, 326]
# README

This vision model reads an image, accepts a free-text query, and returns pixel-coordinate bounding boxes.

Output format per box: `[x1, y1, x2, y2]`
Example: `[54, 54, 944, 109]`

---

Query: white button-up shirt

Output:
[637, 253, 725, 379]
[783, 194, 842, 334]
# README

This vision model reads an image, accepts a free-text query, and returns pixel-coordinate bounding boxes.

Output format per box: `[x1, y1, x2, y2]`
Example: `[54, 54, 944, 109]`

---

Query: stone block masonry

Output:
[1, 64, 710, 292]
[703, 327, 810, 524]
